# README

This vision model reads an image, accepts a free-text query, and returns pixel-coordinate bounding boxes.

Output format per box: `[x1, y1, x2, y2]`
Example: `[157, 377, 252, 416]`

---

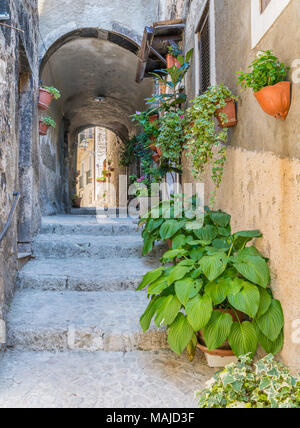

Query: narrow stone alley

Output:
[0, 213, 214, 408]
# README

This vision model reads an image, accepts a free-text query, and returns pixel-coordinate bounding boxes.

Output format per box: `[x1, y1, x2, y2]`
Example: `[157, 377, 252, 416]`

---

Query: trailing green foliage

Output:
[196, 354, 300, 408]
[237, 50, 290, 92]
[41, 86, 61, 100]
[186, 84, 238, 206]
[138, 200, 284, 360]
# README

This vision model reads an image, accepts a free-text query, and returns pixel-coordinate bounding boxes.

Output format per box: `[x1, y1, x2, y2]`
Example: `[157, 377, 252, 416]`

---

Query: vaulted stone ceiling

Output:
[41, 37, 153, 138]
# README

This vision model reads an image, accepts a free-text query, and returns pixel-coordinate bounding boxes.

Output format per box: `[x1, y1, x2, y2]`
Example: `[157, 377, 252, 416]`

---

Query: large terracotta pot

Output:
[198, 308, 244, 357]
[38, 88, 53, 110]
[39, 121, 49, 136]
[166, 54, 182, 69]
[215, 98, 237, 128]
[254, 81, 291, 120]
[72, 198, 82, 209]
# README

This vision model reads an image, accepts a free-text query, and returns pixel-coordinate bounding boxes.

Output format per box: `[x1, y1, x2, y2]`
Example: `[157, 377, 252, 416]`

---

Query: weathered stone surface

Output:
[17, 256, 159, 291]
[40, 215, 140, 235]
[0, 349, 215, 408]
[7, 290, 168, 352]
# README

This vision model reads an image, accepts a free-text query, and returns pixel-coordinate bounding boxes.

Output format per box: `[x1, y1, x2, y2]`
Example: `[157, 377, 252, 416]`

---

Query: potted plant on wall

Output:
[237, 50, 291, 120]
[166, 43, 184, 69]
[186, 84, 238, 206]
[137, 203, 284, 367]
[38, 86, 61, 110]
[39, 117, 56, 136]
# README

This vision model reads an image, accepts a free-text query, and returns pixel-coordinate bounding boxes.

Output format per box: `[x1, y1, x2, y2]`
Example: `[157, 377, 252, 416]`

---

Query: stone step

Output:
[7, 290, 168, 352]
[32, 234, 165, 259]
[17, 257, 159, 291]
[70, 207, 128, 216]
[0, 349, 214, 408]
[41, 215, 140, 236]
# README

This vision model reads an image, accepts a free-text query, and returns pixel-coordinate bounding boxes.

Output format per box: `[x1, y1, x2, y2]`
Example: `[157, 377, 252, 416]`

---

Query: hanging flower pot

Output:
[166, 54, 182, 69]
[215, 98, 238, 128]
[38, 88, 53, 110]
[152, 153, 160, 163]
[39, 121, 50, 136]
[149, 114, 159, 123]
[39, 117, 56, 136]
[254, 81, 291, 120]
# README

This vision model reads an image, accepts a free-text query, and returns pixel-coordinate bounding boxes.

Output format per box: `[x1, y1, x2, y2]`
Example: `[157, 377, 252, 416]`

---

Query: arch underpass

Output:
[39, 29, 153, 214]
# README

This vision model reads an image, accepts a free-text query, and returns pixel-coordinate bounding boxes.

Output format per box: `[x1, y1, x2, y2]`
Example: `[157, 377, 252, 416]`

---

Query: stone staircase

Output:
[0, 215, 214, 408]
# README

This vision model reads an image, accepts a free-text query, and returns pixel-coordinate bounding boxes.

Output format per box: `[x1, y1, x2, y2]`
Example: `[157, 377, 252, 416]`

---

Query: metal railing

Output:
[0, 192, 20, 245]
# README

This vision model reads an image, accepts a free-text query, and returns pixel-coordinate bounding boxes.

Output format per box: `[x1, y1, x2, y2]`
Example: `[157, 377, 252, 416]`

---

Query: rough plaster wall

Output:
[38, 0, 160, 58]
[0, 1, 39, 328]
[160, 0, 300, 370]
[106, 130, 126, 207]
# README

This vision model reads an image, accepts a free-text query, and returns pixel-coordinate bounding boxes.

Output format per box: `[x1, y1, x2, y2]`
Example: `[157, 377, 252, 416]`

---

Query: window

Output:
[196, 2, 210, 94]
[261, 0, 271, 13]
[194, 0, 216, 96]
[0, 0, 9, 21]
[251, 0, 291, 48]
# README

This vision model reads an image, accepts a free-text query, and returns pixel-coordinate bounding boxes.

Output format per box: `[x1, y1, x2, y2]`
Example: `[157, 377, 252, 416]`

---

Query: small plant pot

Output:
[216, 98, 238, 128]
[39, 121, 49, 136]
[149, 114, 159, 123]
[254, 81, 291, 120]
[152, 153, 160, 163]
[166, 54, 182, 69]
[38, 88, 53, 110]
[72, 198, 82, 209]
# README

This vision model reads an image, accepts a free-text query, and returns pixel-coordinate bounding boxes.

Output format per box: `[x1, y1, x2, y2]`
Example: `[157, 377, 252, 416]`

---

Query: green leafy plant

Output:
[186, 84, 237, 206]
[237, 50, 290, 93]
[71, 194, 81, 201]
[40, 116, 56, 128]
[41, 86, 61, 100]
[138, 194, 204, 256]
[147, 48, 193, 112]
[138, 203, 284, 361]
[167, 43, 183, 58]
[156, 110, 187, 170]
[130, 175, 152, 197]
[196, 353, 300, 408]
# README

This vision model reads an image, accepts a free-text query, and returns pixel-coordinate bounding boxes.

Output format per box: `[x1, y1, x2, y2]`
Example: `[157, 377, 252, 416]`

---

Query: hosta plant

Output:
[237, 50, 290, 92]
[186, 84, 238, 206]
[196, 353, 300, 408]
[137, 206, 284, 360]
[138, 194, 204, 256]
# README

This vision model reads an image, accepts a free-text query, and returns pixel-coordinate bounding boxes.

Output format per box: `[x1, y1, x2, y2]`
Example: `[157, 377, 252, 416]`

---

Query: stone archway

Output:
[39, 27, 152, 214]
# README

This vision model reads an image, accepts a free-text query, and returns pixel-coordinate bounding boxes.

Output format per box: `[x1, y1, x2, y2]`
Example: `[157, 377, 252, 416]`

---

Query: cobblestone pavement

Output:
[0, 350, 215, 408]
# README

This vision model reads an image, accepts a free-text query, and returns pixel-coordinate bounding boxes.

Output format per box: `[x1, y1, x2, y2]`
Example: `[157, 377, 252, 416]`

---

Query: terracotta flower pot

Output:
[216, 98, 238, 128]
[39, 121, 49, 136]
[149, 114, 159, 123]
[254, 81, 291, 120]
[152, 153, 160, 163]
[72, 198, 82, 209]
[38, 88, 53, 110]
[166, 54, 182, 69]
[198, 308, 244, 357]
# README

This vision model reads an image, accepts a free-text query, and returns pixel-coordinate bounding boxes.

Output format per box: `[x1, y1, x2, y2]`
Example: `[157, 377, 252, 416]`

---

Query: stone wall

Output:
[159, 0, 300, 370]
[0, 1, 39, 335]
